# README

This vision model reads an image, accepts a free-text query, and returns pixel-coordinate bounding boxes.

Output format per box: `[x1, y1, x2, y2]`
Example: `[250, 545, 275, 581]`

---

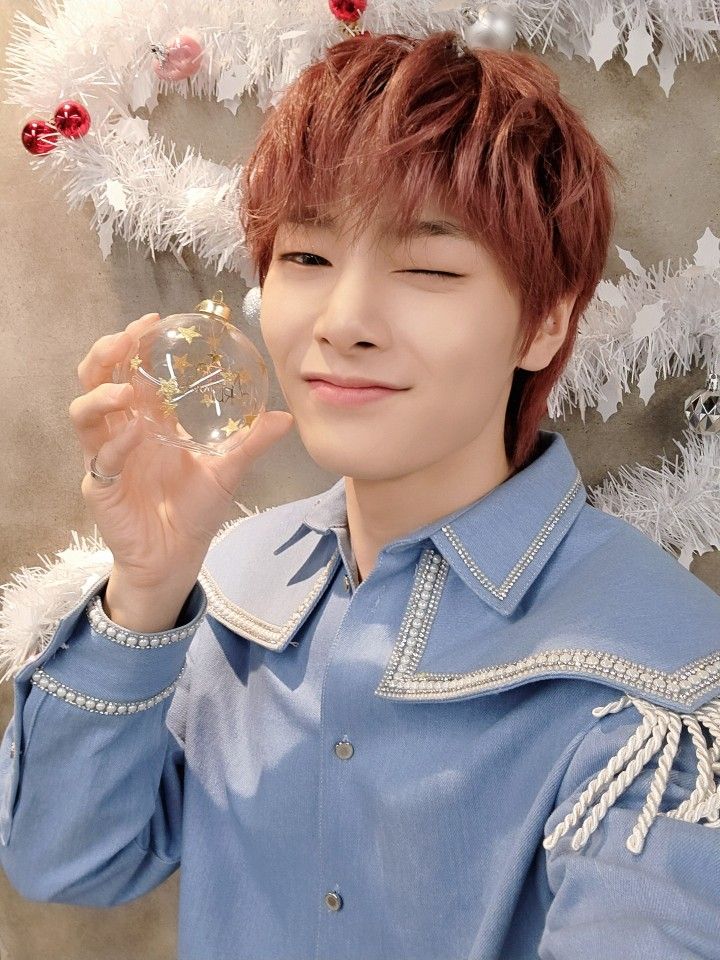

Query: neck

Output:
[344, 425, 516, 584]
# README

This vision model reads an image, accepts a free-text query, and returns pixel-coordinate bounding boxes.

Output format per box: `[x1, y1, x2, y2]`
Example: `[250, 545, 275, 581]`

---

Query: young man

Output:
[2, 31, 720, 960]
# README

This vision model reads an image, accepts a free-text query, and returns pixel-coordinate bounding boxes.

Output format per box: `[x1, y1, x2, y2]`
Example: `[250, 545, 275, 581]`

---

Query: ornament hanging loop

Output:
[195, 290, 232, 324]
[149, 42, 168, 64]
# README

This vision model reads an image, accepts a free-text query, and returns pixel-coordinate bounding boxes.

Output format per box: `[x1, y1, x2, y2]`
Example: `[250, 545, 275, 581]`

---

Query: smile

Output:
[306, 380, 405, 406]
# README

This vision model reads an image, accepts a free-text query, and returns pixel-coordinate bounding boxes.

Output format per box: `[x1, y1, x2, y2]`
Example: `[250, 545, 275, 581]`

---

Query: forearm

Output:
[0, 576, 207, 904]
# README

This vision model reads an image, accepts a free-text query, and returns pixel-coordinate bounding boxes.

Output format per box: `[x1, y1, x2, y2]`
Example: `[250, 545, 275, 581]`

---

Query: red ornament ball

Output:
[21, 119, 58, 155]
[328, 0, 367, 22]
[54, 100, 91, 138]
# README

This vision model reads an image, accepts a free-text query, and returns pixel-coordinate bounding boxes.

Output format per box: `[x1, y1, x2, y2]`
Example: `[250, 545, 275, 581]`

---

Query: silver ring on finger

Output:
[89, 454, 122, 485]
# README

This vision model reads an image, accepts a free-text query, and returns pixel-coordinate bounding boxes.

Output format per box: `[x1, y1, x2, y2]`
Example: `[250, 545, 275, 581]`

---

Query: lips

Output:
[306, 379, 403, 406]
[303, 374, 404, 390]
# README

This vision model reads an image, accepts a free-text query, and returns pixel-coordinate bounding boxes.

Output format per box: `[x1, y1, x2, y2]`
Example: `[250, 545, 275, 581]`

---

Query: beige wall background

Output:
[1, 1, 719, 956]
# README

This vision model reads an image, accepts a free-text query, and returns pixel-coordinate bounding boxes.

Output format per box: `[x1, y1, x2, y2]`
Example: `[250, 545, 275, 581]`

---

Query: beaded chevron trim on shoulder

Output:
[543, 692, 720, 856]
[374, 547, 720, 709]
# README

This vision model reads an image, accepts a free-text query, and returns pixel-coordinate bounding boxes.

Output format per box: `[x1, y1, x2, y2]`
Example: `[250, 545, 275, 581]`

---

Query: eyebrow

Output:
[285, 215, 472, 242]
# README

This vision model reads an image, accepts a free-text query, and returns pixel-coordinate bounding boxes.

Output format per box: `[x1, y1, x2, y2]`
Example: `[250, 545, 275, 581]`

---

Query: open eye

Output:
[278, 252, 461, 279]
[279, 252, 329, 267]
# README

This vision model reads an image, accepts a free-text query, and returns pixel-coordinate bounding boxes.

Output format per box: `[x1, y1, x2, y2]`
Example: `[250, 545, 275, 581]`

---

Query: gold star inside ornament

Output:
[172, 353, 192, 377]
[206, 330, 224, 352]
[243, 413, 258, 429]
[197, 360, 222, 376]
[200, 392, 215, 408]
[157, 377, 180, 399]
[160, 398, 178, 418]
[176, 325, 202, 344]
[130, 354, 142, 370]
[221, 418, 242, 437]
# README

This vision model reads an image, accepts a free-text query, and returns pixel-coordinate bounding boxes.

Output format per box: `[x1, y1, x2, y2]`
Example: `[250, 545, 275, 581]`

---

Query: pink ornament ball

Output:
[152, 34, 204, 81]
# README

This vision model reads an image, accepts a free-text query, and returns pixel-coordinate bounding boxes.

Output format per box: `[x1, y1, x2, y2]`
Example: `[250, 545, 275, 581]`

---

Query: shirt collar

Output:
[300, 429, 586, 617]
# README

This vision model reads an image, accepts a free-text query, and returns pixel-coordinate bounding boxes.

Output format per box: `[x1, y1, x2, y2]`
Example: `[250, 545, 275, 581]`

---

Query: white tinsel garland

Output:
[1, 0, 718, 605]
[4, 0, 720, 278]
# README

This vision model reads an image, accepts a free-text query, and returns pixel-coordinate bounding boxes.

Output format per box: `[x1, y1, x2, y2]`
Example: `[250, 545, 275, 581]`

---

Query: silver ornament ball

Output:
[462, 3, 516, 51]
[684, 372, 720, 435]
[242, 285, 262, 326]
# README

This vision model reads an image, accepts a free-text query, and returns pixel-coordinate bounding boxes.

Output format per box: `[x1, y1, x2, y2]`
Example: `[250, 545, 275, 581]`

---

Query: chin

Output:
[298, 429, 419, 482]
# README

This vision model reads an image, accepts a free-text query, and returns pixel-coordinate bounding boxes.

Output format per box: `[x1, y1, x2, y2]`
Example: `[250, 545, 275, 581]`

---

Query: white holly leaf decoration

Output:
[129, 71, 155, 112]
[97, 219, 114, 260]
[596, 369, 624, 421]
[105, 179, 128, 212]
[624, 17, 653, 75]
[656, 39, 677, 97]
[678, 542, 693, 569]
[694, 228, 720, 271]
[631, 300, 666, 341]
[616, 245, 647, 278]
[637, 356, 658, 404]
[589, 8, 620, 70]
[595, 279, 627, 308]
[217, 65, 251, 103]
[112, 117, 149, 143]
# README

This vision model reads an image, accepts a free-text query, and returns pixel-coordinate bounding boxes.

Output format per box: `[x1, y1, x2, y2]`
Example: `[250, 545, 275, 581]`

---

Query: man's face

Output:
[259, 203, 524, 482]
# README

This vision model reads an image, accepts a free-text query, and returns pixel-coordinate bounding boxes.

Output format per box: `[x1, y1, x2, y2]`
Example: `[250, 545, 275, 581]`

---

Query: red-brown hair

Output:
[239, 31, 621, 471]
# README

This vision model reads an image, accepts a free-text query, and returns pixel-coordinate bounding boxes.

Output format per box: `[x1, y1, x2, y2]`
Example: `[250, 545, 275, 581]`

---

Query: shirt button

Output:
[334, 739, 354, 760]
[343, 574, 351, 591]
[324, 891, 343, 911]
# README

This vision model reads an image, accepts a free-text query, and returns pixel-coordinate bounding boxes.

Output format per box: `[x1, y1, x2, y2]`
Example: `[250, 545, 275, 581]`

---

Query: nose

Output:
[312, 261, 387, 348]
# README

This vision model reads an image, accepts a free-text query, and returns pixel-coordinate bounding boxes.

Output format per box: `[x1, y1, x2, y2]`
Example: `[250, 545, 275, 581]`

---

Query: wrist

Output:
[103, 568, 200, 634]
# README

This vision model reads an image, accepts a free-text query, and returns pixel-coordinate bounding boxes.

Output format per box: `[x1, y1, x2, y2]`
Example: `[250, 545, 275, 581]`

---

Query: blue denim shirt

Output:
[2, 428, 720, 960]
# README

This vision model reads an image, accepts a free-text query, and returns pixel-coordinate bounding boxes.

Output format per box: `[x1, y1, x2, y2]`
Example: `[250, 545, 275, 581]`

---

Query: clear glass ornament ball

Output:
[113, 294, 269, 457]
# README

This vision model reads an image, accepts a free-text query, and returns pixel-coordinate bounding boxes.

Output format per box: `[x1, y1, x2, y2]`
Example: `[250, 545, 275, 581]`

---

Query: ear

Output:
[515, 291, 578, 373]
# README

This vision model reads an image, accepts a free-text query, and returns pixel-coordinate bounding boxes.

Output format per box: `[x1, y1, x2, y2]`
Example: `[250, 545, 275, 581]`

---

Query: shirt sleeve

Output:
[539, 691, 720, 960]
[0, 572, 207, 906]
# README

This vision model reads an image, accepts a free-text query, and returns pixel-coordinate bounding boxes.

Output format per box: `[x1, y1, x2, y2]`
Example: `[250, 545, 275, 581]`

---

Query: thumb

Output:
[209, 409, 295, 491]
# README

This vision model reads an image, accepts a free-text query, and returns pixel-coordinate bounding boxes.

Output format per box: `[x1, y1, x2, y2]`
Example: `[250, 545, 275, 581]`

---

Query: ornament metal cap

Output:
[195, 289, 232, 324]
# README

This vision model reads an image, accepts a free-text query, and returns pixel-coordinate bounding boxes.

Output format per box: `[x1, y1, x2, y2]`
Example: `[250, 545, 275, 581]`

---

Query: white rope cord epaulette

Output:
[543, 693, 720, 857]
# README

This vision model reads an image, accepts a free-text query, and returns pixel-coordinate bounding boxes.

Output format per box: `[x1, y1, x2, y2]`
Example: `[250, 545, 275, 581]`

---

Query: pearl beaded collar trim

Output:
[198, 552, 339, 650]
[86, 594, 202, 647]
[30, 664, 186, 715]
[440, 472, 583, 601]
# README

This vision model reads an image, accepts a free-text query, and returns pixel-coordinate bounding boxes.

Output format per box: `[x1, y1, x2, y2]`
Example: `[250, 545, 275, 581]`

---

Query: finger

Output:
[76, 312, 160, 437]
[77, 312, 160, 392]
[81, 412, 146, 487]
[206, 410, 295, 497]
[70, 382, 135, 467]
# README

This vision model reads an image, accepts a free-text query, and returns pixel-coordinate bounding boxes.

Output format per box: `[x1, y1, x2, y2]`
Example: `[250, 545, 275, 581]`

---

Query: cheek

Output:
[258, 286, 294, 369]
[417, 312, 517, 393]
